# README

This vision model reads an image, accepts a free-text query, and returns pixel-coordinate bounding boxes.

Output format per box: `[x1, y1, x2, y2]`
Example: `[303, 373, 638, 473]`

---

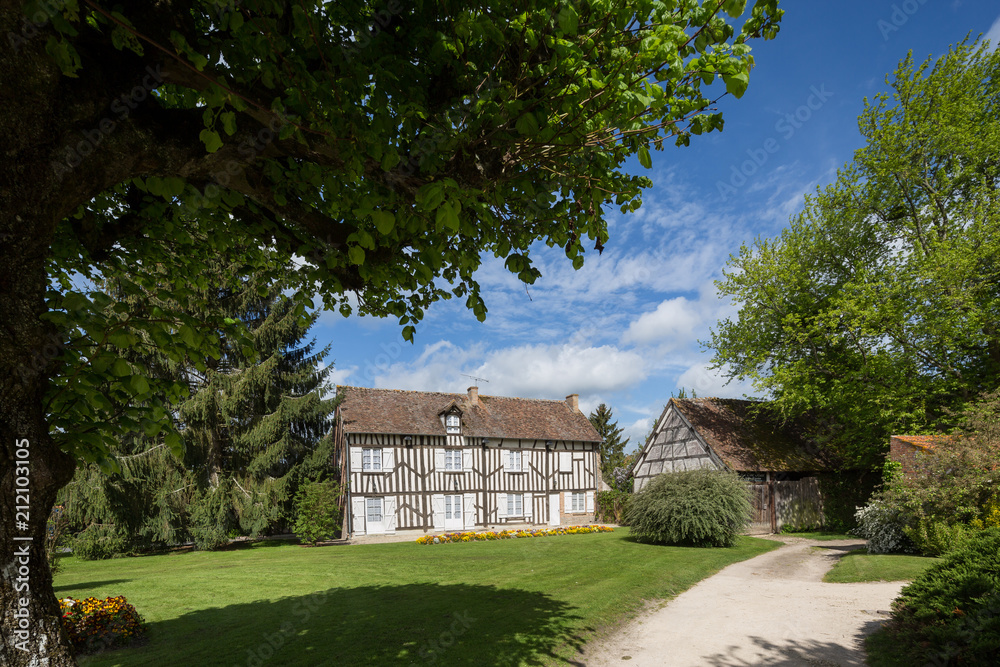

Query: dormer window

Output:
[446, 414, 461, 434]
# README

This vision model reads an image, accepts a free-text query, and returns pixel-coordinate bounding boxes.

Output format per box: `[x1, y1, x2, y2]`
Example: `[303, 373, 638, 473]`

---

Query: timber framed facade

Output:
[335, 385, 603, 537]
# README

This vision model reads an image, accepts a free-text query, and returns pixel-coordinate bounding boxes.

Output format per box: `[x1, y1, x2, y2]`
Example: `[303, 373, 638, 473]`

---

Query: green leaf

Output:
[110, 359, 131, 377]
[348, 246, 365, 265]
[372, 211, 396, 235]
[128, 375, 150, 395]
[164, 431, 184, 457]
[723, 71, 750, 98]
[515, 113, 539, 136]
[558, 6, 579, 35]
[199, 129, 224, 153]
[637, 145, 652, 169]
[220, 112, 237, 136]
[436, 202, 460, 233]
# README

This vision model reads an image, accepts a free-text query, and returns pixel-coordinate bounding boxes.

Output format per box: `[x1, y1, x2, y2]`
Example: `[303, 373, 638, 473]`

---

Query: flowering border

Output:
[58, 595, 147, 654]
[416, 524, 614, 544]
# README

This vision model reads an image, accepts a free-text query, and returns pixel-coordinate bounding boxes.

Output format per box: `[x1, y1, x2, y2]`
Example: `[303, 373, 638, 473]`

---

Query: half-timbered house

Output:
[334, 386, 603, 537]
[631, 398, 839, 533]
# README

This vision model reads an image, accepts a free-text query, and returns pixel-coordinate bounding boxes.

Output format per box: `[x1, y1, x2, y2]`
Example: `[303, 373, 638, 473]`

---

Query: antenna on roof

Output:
[461, 374, 489, 384]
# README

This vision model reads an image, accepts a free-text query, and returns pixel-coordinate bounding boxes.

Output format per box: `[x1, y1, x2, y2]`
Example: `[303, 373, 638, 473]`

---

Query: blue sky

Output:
[316, 1, 1000, 452]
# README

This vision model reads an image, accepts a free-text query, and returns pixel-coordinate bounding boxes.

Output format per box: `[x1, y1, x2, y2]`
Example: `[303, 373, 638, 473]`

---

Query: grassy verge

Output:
[823, 551, 942, 583]
[55, 529, 778, 666]
[780, 530, 856, 540]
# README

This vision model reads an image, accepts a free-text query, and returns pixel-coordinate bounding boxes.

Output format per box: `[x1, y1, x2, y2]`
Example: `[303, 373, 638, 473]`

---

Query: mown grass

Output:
[55, 530, 779, 666]
[823, 551, 942, 583]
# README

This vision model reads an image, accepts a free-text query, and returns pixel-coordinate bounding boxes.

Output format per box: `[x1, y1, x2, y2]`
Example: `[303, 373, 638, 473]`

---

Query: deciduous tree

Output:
[0, 1, 782, 663]
[709, 39, 1000, 466]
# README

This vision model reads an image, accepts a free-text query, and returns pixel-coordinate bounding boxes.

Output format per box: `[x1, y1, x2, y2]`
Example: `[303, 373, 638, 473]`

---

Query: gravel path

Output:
[583, 536, 904, 666]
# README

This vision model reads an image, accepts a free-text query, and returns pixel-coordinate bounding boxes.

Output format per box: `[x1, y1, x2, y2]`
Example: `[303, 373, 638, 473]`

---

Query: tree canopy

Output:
[0, 1, 783, 664]
[709, 39, 1000, 466]
[588, 402, 630, 484]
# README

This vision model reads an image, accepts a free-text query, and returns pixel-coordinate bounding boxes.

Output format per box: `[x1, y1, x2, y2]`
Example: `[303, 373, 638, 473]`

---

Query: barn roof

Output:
[336, 386, 602, 443]
[670, 398, 839, 472]
[890, 434, 957, 451]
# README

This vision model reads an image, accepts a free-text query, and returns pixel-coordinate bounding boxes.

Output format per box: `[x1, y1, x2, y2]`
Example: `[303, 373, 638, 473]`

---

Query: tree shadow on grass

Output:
[81, 583, 586, 667]
[54, 579, 132, 594]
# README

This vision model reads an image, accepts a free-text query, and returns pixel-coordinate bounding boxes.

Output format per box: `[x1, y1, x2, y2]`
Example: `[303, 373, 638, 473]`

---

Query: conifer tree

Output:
[181, 284, 338, 547]
[589, 404, 630, 485]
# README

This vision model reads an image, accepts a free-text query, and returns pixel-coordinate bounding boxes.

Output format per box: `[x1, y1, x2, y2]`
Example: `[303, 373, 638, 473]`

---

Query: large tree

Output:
[589, 403, 629, 483]
[709, 39, 1000, 467]
[0, 0, 783, 663]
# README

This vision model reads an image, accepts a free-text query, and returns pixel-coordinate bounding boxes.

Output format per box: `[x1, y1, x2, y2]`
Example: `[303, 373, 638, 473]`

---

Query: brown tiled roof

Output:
[671, 398, 839, 472]
[891, 435, 957, 451]
[336, 386, 602, 443]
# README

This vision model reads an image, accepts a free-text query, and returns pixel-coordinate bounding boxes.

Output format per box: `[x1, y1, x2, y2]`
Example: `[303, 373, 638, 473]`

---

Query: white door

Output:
[366, 497, 385, 534]
[548, 493, 560, 527]
[444, 494, 463, 531]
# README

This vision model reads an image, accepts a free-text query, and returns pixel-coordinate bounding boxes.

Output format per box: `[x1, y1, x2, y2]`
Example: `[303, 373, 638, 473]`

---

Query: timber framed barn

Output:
[631, 397, 840, 533]
[334, 385, 603, 537]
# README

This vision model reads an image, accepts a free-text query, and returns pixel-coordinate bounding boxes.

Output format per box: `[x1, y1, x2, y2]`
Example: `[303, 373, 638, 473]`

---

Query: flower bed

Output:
[59, 595, 147, 654]
[416, 525, 614, 544]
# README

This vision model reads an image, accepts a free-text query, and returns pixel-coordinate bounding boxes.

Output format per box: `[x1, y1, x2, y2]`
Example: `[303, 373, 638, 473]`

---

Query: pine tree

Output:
[181, 284, 338, 547]
[589, 404, 630, 486]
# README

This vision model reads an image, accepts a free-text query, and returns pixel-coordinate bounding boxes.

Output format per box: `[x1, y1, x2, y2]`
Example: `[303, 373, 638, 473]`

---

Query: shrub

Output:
[853, 499, 915, 554]
[625, 468, 752, 547]
[902, 516, 971, 557]
[59, 595, 147, 654]
[293, 480, 342, 545]
[71, 525, 129, 560]
[595, 489, 630, 524]
[869, 527, 1000, 665]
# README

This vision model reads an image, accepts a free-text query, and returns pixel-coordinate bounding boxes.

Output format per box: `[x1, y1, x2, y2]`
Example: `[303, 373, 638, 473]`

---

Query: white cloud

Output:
[985, 12, 1000, 51]
[621, 296, 701, 346]
[675, 362, 758, 399]
[373, 341, 649, 406]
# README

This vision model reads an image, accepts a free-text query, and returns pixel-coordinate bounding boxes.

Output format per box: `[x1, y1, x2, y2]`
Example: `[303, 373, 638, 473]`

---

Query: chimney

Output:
[467, 386, 479, 406]
[566, 394, 579, 411]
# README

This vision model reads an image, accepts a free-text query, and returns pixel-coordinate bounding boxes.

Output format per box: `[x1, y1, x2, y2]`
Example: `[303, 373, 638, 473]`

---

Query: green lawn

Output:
[55, 530, 778, 666]
[823, 551, 942, 583]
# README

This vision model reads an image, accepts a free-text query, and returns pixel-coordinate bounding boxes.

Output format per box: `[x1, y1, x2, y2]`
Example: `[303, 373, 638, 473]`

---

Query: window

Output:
[444, 448, 462, 471]
[446, 414, 461, 434]
[506, 450, 522, 472]
[362, 447, 382, 472]
[445, 495, 462, 520]
[570, 492, 585, 512]
[507, 493, 523, 517]
[366, 497, 383, 523]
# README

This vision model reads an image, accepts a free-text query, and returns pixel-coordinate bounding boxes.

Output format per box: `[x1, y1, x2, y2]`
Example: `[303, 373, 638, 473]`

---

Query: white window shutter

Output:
[382, 448, 394, 471]
[564, 491, 571, 511]
[463, 494, 476, 530]
[559, 451, 572, 472]
[385, 497, 397, 532]
[351, 497, 366, 535]
[462, 449, 473, 471]
[432, 494, 445, 529]
[497, 493, 507, 518]
[501, 450, 510, 471]
[350, 447, 363, 472]
[586, 491, 595, 513]
[435, 448, 446, 470]
[523, 495, 533, 518]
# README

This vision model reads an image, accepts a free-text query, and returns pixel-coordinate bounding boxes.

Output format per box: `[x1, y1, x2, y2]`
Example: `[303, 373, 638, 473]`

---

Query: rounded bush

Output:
[625, 468, 752, 547]
[872, 527, 1000, 664]
[853, 499, 916, 554]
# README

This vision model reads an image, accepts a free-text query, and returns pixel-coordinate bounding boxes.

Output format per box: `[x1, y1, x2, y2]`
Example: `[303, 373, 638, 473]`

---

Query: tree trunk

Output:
[0, 212, 78, 664]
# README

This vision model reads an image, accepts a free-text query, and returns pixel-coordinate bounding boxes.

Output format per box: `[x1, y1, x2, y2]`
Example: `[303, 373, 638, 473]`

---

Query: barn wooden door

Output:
[747, 483, 773, 534]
